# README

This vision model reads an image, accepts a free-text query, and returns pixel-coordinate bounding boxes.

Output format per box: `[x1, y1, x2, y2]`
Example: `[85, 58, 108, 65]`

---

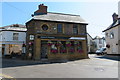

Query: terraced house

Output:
[26, 4, 88, 60]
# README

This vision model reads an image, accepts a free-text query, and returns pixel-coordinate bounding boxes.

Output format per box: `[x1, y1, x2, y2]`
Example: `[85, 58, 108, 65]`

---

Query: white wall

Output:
[118, 1, 120, 17]
[105, 27, 119, 54]
[0, 31, 26, 43]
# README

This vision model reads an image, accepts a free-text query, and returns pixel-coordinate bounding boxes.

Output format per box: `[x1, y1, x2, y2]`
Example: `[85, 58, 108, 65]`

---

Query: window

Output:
[42, 24, 48, 31]
[13, 33, 19, 40]
[105, 33, 108, 37]
[30, 35, 34, 40]
[73, 24, 78, 34]
[110, 32, 114, 39]
[57, 24, 63, 33]
[99, 39, 102, 44]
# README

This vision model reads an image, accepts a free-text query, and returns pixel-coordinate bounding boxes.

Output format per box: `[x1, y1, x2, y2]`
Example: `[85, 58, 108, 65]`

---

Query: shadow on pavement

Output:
[2, 58, 71, 68]
[95, 55, 120, 61]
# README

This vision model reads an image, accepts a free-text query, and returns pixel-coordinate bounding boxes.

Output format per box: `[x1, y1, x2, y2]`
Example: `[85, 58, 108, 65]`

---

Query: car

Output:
[96, 48, 107, 55]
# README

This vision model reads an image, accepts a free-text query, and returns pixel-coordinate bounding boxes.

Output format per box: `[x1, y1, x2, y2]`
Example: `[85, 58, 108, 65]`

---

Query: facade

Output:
[87, 33, 96, 53]
[103, 2, 120, 55]
[0, 24, 27, 57]
[93, 36, 106, 50]
[103, 13, 120, 55]
[26, 4, 88, 60]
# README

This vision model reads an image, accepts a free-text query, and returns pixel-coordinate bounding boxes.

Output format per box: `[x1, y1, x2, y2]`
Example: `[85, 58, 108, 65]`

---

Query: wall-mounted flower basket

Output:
[51, 49, 58, 53]
[106, 44, 110, 48]
[66, 41, 72, 47]
[56, 41, 62, 46]
[48, 41, 53, 46]
[74, 41, 79, 46]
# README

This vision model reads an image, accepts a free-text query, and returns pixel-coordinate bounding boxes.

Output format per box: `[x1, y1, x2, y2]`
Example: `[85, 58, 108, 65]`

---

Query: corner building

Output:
[26, 4, 88, 60]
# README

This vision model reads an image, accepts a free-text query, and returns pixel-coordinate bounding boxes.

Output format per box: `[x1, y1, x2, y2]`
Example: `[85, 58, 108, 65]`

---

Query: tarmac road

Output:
[1, 54, 119, 79]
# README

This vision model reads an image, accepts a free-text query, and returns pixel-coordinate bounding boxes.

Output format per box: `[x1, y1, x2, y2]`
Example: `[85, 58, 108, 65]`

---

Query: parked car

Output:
[96, 48, 107, 55]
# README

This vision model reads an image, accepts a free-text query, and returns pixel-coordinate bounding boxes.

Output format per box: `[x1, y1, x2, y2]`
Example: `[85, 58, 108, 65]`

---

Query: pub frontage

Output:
[26, 4, 88, 60]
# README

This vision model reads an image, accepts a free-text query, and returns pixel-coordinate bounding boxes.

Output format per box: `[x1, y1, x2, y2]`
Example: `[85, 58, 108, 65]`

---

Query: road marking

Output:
[0, 73, 16, 80]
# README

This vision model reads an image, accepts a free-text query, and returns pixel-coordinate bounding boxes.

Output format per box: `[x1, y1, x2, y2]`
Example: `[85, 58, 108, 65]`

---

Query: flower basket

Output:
[74, 41, 79, 46]
[106, 44, 110, 48]
[48, 41, 53, 46]
[56, 41, 62, 46]
[78, 49, 83, 53]
[51, 49, 58, 53]
[66, 41, 72, 47]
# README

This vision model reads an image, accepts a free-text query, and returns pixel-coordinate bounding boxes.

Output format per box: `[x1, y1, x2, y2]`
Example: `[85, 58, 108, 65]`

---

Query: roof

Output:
[31, 12, 88, 24]
[103, 18, 120, 32]
[0, 24, 27, 31]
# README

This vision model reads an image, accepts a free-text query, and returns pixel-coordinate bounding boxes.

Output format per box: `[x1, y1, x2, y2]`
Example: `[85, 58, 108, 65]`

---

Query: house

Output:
[87, 33, 96, 53]
[93, 36, 106, 50]
[26, 4, 88, 60]
[102, 1, 120, 55]
[0, 24, 27, 57]
[103, 13, 120, 55]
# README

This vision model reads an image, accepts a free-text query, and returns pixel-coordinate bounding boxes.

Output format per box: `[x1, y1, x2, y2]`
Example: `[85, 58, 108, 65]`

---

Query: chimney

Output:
[112, 13, 118, 22]
[34, 4, 47, 15]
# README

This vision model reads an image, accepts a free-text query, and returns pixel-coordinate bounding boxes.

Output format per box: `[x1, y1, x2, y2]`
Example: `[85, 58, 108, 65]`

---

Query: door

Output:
[41, 44, 48, 59]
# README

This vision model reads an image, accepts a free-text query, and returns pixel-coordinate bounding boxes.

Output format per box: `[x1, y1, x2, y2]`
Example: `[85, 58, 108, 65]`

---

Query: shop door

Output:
[41, 44, 48, 59]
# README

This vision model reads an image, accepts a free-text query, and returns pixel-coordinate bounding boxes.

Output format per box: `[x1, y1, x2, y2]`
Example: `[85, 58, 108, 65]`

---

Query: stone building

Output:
[26, 4, 88, 60]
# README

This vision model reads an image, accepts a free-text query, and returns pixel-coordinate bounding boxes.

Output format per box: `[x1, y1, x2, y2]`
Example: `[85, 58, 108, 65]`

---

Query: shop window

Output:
[73, 24, 78, 34]
[29, 35, 34, 40]
[57, 24, 63, 33]
[13, 33, 19, 40]
[50, 41, 58, 53]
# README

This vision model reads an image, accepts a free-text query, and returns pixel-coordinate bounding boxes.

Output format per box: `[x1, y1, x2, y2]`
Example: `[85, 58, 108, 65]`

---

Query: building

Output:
[26, 4, 88, 60]
[0, 24, 27, 57]
[87, 33, 96, 53]
[93, 36, 106, 50]
[102, 1, 120, 55]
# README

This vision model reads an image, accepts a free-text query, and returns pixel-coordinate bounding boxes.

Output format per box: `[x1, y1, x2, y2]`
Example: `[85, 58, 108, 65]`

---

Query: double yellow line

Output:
[0, 73, 16, 80]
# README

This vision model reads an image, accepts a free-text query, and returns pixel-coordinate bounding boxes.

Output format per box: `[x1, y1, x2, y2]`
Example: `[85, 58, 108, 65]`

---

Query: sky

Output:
[0, 1, 119, 38]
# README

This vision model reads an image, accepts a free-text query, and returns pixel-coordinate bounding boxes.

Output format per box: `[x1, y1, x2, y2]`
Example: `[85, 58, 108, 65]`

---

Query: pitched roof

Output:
[32, 12, 88, 24]
[103, 18, 120, 32]
[0, 24, 27, 31]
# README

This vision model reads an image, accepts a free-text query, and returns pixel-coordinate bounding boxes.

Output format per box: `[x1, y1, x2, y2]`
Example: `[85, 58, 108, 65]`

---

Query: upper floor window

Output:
[13, 33, 19, 40]
[73, 24, 78, 34]
[110, 32, 114, 39]
[42, 24, 48, 31]
[57, 24, 63, 33]
[30, 35, 34, 40]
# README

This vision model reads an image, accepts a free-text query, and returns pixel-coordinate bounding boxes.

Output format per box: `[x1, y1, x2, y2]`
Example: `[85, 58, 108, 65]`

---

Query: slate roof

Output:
[0, 24, 27, 31]
[103, 18, 120, 32]
[32, 12, 88, 24]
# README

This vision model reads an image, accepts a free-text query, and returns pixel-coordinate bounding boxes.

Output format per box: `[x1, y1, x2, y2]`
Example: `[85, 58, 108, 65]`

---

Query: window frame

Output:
[73, 24, 78, 34]
[57, 24, 63, 33]
[13, 33, 19, 40]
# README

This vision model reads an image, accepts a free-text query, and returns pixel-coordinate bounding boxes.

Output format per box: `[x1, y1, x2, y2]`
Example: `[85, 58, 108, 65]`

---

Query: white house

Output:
[103, 2, 120, 55]
[93, 36, 106, 50]
[0, 24, 27, 57]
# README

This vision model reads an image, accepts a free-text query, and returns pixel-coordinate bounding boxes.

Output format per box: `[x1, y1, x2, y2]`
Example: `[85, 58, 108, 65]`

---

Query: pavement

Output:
[1, 54, 119, 79]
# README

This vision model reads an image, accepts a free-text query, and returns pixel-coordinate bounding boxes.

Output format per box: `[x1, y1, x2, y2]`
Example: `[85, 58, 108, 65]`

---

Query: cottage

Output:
[26, 4, 88, 60]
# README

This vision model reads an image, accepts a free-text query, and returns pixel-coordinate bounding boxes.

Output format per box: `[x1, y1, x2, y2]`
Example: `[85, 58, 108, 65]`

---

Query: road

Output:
[1, 54, 119, 79]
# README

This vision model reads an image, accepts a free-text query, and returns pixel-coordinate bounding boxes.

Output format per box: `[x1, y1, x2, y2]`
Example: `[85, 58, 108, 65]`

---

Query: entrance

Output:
[41, 41, 48, 59]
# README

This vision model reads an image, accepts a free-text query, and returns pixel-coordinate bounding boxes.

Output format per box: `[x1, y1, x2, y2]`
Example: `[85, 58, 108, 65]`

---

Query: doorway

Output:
[41, 41, 48, 59]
